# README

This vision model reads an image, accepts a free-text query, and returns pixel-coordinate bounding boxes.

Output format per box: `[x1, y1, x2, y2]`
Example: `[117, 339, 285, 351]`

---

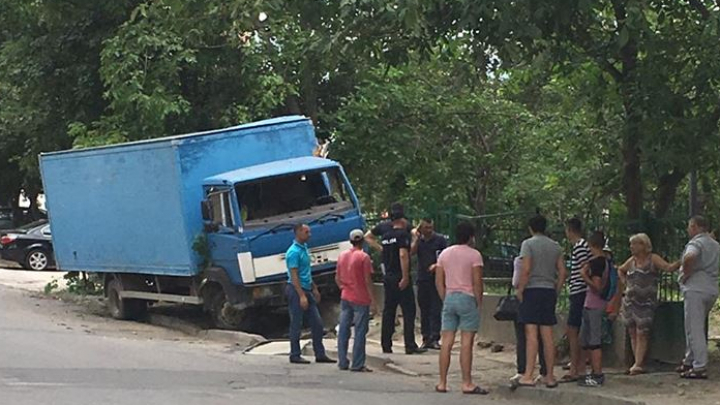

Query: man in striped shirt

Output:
[561, 217, 591, 382]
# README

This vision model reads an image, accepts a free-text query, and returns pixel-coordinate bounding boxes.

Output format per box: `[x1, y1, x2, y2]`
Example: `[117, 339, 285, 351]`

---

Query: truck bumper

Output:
[230, 271, 339, 309]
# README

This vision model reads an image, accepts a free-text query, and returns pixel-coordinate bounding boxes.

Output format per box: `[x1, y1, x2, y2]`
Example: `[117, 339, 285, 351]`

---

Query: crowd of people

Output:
[282, 202, 720, 394]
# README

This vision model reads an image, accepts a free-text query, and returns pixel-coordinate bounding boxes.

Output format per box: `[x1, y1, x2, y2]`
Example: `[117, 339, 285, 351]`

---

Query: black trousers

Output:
[514, 320, 547, 375]
[417, 280, 442, 343]
[381, 278, 418, 352]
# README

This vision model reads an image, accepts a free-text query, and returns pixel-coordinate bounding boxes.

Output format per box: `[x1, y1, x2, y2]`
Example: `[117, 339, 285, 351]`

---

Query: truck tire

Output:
[206, 286, 246, 330]
[106, 279, 147, 320]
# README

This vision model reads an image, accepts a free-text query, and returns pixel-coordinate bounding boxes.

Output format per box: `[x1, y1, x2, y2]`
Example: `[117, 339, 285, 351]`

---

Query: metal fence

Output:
[365, 208, 691, 303]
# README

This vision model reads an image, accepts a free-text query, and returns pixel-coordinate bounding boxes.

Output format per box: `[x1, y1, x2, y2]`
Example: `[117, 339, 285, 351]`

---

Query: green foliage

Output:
[192, 233, 211, 270]
[1, 0, 719, 227]
[64, 272, 103, 296]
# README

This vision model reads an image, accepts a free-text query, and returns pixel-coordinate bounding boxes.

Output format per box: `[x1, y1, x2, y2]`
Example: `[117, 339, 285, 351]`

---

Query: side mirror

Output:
[201, 200, 212, 222]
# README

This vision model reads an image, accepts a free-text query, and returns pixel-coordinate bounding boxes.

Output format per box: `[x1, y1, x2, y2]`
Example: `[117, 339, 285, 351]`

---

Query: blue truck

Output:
[40, 116, 364, 328]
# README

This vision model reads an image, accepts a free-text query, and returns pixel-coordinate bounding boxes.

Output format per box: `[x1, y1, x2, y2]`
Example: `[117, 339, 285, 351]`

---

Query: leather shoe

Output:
[405, 347, 428, 354]
[427, 341, 441, 350]
[290, 357, 311, 364]
[316, 356, 337, 364]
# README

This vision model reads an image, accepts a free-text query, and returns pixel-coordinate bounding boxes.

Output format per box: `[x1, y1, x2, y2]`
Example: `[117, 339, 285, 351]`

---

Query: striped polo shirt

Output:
[568, 238, 591, 295]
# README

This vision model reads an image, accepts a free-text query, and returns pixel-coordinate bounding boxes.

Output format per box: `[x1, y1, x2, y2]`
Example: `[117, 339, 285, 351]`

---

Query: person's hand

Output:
[399, 277, 409, 290]
[580, 264, 589, 277]
[300, 294, 309, 310]
[515, 289, 524, 303]
[313, 290, 321, 304]
[428, 264, 437, 273]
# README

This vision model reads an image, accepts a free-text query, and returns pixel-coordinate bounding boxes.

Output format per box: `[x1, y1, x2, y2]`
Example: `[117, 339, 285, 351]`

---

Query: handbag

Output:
[493, 285, 520, 321]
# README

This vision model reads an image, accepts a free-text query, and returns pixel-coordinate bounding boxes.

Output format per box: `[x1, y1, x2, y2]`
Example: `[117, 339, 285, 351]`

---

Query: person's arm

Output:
[364, 256, 378, 314]
[473, 264, 484, 308]
[335, 261, 343, 290]
[651, 253, 680, 272]
[516, 255, 531, 302]
[581, 262, 603, 293]
[288, 260, 309, 310]
[681, 246, 699, 282]
[364, 230, 383, 253]
[410, 229, 420, 256]
[555, 255, 567, 295]
[435, 264, 446, 301]
[399, 247, 410, 289]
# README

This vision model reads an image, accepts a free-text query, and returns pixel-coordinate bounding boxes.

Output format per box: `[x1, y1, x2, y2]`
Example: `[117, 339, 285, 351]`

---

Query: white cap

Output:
[349, 229, 364, 242]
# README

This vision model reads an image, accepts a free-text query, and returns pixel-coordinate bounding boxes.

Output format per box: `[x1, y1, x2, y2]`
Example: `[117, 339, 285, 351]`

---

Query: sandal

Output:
[545, 380, 558, 389]
[435, 385, 448, 393]
[559, 374, 579, 383]
[510, 378, 536, 391]
[463, 386, 489, 395]
[628, 367, 646, 376]
[680, 369, 708, 380]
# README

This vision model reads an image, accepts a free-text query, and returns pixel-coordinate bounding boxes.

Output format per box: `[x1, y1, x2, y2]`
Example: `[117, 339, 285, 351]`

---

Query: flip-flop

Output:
[559, 374, 579, 383]
[628, 367, 646, 376]
[510, 378, 536, 391]
[435, 385, 448, 393]
[545, 380, 559, 389]
[462, 386, 489, 395]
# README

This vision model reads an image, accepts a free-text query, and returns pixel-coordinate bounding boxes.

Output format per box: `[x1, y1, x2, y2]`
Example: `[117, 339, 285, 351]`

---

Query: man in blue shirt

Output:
[286, 223, 335, 364]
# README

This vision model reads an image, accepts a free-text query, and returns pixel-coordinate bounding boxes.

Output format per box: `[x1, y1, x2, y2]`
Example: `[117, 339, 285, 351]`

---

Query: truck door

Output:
[204, 188, 245, 285]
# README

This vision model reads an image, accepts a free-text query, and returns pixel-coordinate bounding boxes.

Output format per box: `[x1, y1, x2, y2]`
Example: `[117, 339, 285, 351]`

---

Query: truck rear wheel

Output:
[206, 285, 246, 330]
[106, 279, 147, 320]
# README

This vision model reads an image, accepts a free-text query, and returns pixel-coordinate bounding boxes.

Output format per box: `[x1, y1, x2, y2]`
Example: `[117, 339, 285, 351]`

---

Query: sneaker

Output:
[290, 356, 311, 364]
[578, 374, 604, 387]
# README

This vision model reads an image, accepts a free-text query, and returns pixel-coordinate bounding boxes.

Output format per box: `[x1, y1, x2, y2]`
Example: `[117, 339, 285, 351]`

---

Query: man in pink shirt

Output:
[434, 222, 487, 395]
[335, 229, 376, 372]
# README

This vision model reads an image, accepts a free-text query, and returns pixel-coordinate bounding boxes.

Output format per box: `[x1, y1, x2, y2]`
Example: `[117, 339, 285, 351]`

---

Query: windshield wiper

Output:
[250, 222, 296, 242]
[309, 212, 346, 225]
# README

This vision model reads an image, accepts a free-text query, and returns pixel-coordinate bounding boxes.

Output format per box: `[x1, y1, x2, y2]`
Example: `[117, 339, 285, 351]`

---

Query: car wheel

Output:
[25, 249, 49, 271]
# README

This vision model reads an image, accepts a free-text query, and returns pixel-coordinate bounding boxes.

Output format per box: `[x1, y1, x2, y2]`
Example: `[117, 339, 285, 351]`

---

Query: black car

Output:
[0, 220, 55, 271]
[0, 207, 13, 230]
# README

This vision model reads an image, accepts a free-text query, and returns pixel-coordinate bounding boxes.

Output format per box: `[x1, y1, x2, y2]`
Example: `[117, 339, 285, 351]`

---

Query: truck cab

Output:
[200, 157, 364, 325]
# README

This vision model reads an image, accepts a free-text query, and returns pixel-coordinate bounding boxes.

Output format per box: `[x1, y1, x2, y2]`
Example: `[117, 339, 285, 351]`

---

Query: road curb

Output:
[146, 313, 267, 350]
[494, 385, 647, 405]
[302, 346, 417, 376]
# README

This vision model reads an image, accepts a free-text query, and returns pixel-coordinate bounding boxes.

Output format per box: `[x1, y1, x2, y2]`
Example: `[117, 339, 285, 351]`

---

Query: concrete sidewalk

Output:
[320, 320, 720, 405]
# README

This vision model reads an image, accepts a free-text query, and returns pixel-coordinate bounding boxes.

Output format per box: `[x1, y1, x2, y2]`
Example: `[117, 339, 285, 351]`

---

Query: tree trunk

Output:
[654, 169, 685, 219]
[611, 0, 644, 223]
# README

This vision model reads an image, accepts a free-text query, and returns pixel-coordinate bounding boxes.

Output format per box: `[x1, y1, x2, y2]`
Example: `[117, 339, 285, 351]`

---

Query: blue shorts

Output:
[441, 292, 480, 332]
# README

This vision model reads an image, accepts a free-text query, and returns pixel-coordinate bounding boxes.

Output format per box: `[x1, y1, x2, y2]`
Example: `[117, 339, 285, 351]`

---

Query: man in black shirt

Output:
[380, 210, 426, 354]
[365, 202, 413, 253]
[412, 218, 447, 350]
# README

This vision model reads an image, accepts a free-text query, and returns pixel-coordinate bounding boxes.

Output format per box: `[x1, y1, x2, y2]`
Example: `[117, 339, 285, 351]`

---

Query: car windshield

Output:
[235, 167, 352, 225]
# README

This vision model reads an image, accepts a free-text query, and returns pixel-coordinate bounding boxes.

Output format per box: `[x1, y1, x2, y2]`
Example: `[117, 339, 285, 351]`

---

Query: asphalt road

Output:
[0, 275, 522, 405]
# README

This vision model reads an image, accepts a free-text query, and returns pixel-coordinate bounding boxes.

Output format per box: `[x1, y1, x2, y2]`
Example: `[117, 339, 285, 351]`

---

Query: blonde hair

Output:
[629, 233, 652, 253]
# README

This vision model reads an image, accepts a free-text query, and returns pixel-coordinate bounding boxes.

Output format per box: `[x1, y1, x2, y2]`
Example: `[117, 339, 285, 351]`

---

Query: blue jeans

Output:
[337, 300, 370, 370]
[286, 285, 326, 360]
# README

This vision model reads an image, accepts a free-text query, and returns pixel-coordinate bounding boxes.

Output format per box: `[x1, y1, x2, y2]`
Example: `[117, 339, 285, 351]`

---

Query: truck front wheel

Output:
[106, 279, 147, 320]
[206, 285, 246, 330]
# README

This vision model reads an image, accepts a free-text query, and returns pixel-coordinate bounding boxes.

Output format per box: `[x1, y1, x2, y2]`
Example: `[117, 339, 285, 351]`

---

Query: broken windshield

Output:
[235, 167, 353, 226]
